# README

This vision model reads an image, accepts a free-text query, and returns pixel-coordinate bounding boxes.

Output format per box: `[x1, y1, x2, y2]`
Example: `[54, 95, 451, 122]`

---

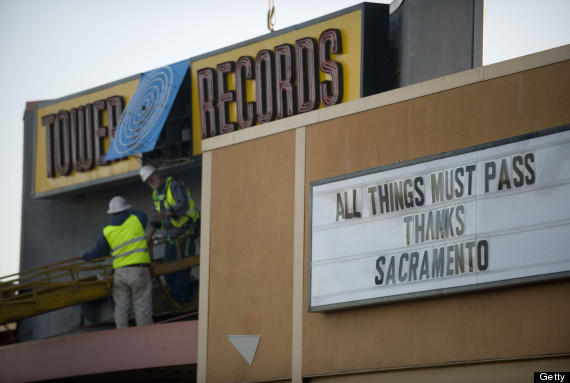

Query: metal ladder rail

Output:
[0, 257, 114, 324]
[0, 233, 200, 323]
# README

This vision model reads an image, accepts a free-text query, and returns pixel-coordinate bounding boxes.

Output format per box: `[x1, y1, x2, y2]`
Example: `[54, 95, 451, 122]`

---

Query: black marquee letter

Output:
[319, 29, 343, 107]
[106, 96, 123, 140]
[42, 114, 56, 178]
[477, 240, 489, 271]
[275, 44, 297, 119]
[255, 50, 276, 124]
[236, 56, 256, 129]
[54, 110, 71, 176]
[93, 100, 108, 166]
[296, 37, 319, 113]
[217, 62, 237, 134]
[198, 68, 218, 138]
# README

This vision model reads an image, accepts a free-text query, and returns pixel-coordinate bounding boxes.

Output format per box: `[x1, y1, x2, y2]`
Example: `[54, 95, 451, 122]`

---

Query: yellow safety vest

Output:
[103, 214, 150, 269]
[153, 177, 200, 229]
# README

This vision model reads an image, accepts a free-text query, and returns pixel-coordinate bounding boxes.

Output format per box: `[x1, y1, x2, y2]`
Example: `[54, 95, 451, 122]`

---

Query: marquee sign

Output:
[309, 128, 570, 312]
[33, 3, 391, 195]
[191, 3, 389, 155]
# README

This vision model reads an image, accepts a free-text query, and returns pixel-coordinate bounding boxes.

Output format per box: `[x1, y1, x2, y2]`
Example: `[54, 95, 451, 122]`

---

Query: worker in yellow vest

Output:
[140, 164, 200, 304]
[80, 196, 153, 328]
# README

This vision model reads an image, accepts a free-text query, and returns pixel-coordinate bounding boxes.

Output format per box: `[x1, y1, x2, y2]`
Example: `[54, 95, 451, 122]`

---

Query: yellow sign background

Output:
[191, 10, 363, 155]
[35, 79, 140, 194]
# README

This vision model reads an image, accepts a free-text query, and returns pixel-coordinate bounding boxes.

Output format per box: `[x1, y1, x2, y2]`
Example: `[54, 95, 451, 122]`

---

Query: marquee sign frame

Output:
[309, 126, 570, 312]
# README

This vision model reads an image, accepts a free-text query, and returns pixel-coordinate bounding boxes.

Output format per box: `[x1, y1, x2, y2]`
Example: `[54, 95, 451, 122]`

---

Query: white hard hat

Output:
[140, 164, 157, 182]
[107, 196, 132, 214]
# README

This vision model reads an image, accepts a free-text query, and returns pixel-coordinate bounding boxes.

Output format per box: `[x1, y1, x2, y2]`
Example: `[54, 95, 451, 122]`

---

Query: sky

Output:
[0, 0, 569, 278]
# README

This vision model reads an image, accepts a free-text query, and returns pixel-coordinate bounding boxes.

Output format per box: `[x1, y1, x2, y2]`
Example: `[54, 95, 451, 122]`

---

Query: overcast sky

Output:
[0, 0, 569, 277]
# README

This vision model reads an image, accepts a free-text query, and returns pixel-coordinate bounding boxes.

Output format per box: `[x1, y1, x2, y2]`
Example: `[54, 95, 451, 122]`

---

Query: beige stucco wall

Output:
[200, 47, 570, 382]
[206, 131, 296, 382]
[305, 60, 570, 181]
[305, 356, 570, 383]
[302, 59, 570, 377]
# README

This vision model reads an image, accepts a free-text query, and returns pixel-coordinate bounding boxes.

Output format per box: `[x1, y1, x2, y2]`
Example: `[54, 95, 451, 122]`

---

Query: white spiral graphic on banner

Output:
[112, 66, 174, 156]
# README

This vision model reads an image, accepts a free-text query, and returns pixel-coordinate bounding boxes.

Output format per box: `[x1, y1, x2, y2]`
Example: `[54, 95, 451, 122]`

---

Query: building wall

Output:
[301, 59, 570, 375]
[199, 46, 570, 382]
[16, 0, 483, 346]
[206, 131, 296, 381]
[301, 55, 570, 380]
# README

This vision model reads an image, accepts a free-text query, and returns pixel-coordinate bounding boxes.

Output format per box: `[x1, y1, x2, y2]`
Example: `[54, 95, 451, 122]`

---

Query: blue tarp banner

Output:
[105, 59, 189, 161]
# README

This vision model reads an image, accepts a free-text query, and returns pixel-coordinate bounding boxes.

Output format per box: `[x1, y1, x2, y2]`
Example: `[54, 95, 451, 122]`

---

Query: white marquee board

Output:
[309, 128, 570, 311]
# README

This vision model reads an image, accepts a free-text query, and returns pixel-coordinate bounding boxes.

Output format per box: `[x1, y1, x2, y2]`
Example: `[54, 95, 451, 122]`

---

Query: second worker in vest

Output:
[80, 196, 153, 328]
[140, 164, 200, 305]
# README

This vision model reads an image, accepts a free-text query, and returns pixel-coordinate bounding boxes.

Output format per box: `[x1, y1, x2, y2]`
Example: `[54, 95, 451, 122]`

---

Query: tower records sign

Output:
[309, 128, 570, 312]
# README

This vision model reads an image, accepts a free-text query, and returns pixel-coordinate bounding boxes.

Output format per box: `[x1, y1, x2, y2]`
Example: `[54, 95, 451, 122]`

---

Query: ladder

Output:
[0, 257, 113, 325]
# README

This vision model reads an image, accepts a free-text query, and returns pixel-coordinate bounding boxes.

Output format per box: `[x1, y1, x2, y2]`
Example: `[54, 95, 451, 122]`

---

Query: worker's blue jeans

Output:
[164, 236, 195, 303]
